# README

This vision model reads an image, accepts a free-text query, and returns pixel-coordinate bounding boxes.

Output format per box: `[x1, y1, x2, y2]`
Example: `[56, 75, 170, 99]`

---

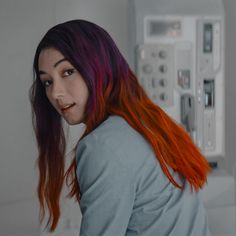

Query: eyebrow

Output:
[39, 58, 68, 75]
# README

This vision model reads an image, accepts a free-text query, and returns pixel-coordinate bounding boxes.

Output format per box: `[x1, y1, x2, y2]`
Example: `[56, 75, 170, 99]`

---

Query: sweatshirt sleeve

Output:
[76, 135, 136, 236]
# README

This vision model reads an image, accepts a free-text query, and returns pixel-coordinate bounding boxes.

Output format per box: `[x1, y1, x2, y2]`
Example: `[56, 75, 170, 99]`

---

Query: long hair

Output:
[30, 19, 210, 232]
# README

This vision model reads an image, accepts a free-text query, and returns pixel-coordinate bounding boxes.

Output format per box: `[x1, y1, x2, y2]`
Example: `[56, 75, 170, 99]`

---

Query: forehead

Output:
[38, 48, 67, 70]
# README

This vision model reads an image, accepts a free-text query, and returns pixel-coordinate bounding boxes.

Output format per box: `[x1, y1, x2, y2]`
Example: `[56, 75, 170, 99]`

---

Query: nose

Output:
[50, 80, 66, 100]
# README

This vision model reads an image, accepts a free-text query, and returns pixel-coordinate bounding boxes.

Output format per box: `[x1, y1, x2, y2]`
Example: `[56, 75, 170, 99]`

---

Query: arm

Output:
[76, 137, 136, 236]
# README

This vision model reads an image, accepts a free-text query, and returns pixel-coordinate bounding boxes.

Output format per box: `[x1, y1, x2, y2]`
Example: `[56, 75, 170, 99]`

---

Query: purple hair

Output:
[33, 19, 130, 127]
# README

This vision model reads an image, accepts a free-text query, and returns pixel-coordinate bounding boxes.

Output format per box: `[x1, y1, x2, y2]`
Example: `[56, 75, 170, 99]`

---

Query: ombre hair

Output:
[30, 19, 210, 232]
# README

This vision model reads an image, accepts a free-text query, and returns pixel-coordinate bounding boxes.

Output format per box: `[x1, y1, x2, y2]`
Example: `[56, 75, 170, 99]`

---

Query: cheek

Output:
[72, 82, 89, 103]
[46, 91, 58, 110]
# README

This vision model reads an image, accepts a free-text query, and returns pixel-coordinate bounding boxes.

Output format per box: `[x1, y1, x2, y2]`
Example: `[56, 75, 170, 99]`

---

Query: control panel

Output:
[136, 44, 174, 107]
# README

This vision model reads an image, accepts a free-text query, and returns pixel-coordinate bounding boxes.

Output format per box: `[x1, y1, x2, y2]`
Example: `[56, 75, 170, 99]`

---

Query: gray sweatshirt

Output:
[76, 115, 210, 236]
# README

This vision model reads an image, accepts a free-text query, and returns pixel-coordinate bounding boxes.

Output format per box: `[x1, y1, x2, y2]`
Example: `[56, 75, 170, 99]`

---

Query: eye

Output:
[41, 80, 52, 88]
[63, 68, 76, 77]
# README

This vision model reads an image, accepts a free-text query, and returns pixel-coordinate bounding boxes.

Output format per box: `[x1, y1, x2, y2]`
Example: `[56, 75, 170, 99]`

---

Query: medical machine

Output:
[128, 0, 225, 163]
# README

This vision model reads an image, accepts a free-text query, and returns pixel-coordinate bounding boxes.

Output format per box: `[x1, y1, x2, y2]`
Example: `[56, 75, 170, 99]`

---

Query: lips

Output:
[60, 103, 76, 112]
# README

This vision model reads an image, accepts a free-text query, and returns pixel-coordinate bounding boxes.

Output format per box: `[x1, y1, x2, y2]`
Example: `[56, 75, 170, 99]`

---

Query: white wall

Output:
[54, 0, 129, 59]
[0, 0, 56, 235]
[223, 0, 236, 173]
[0, 0, 235, 235]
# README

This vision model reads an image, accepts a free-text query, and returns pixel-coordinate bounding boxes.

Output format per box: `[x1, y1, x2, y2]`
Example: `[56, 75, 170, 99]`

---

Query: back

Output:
[76, 115, 210, 236]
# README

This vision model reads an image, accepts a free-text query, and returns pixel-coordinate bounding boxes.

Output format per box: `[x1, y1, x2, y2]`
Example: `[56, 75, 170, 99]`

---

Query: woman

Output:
[30, 19, 211, 235]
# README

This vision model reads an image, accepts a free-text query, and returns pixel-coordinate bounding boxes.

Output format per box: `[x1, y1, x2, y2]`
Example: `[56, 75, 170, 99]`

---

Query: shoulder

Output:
[76, 115, 155, 174]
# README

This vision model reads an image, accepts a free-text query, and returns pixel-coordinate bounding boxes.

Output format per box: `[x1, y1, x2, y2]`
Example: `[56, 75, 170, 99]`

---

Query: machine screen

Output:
[149, 20, 181, 37]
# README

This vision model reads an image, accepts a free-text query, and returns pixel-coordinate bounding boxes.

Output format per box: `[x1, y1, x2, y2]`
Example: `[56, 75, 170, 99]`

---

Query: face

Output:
[38, 48, 89, 125]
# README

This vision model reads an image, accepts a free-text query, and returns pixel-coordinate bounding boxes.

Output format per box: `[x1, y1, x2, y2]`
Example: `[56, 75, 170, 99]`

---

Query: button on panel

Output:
[159, 79, 168, 87]
[159, 50, 168, 59]
[160, 93, 168, 101]
[142, 64, 153, 74]
[159, 64, 168, 73]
